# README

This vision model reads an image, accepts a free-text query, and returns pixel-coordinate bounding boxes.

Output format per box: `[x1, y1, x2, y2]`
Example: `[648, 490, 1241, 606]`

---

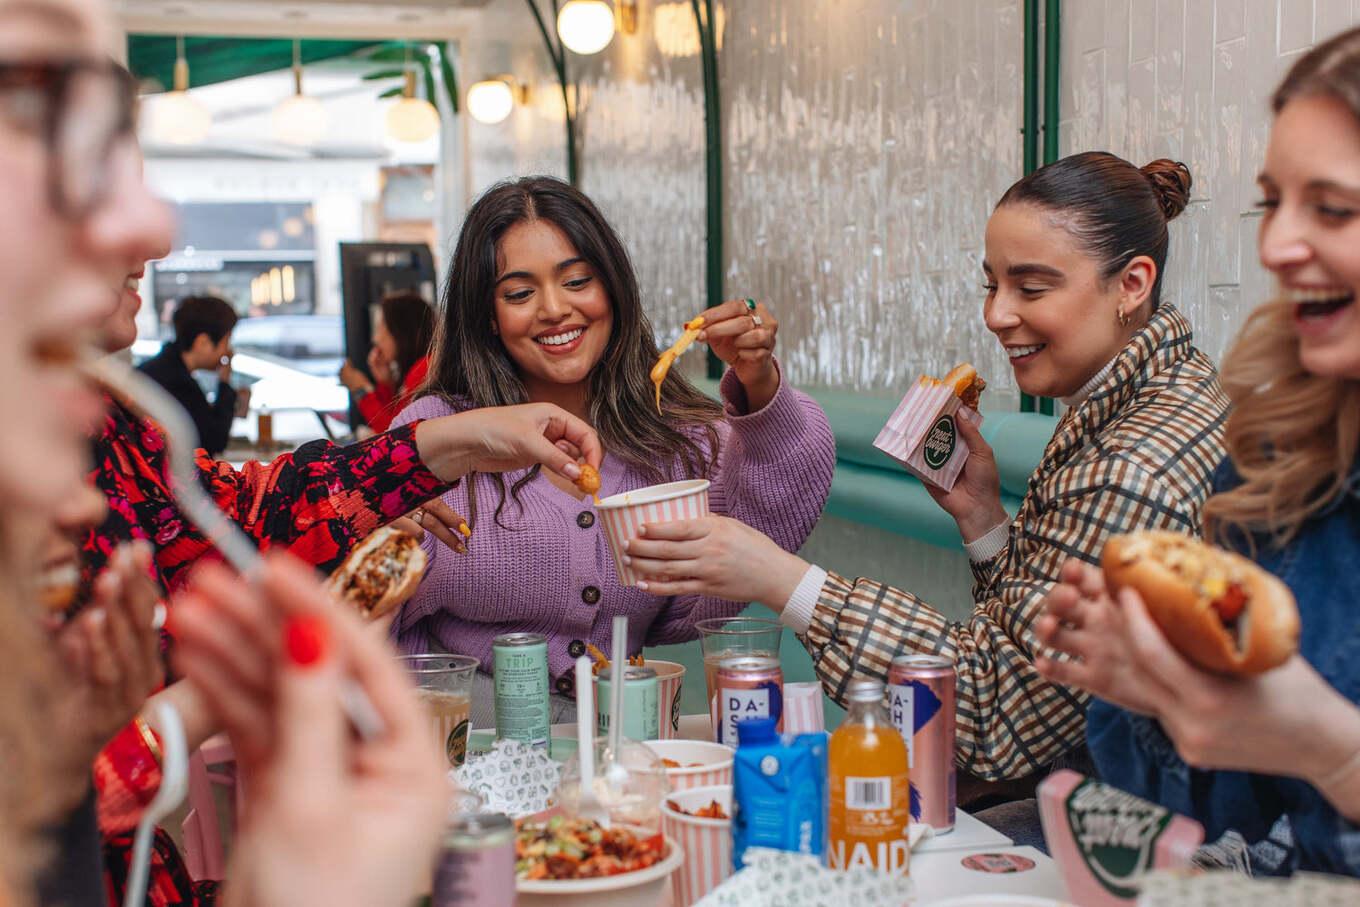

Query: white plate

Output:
[516, 835, 684, 907]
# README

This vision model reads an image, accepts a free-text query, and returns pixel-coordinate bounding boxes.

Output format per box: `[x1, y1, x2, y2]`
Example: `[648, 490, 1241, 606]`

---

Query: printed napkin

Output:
[450, 739, 560, 818]
[1137, 870, 1360, 906]
[693, 847, 914, 907]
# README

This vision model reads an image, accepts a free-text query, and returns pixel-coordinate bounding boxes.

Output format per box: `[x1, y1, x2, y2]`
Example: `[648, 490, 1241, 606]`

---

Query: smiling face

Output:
[492, 218, 613, 402]
[982, 204, 1152, 399]
[0, 0, 172, 509]
[1256, 93, 1360, 381]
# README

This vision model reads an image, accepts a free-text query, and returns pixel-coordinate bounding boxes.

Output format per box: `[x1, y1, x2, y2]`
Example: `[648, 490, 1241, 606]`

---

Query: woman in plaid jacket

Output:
[626, 152, 1230, 783]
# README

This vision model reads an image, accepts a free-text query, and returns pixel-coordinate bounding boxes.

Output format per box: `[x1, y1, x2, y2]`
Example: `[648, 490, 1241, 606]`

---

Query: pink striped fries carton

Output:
[873, 376, 983, 491]
[1038, 770, 1204, 906]
[662, 784, 733, 906]
[597, 480, 711, 587]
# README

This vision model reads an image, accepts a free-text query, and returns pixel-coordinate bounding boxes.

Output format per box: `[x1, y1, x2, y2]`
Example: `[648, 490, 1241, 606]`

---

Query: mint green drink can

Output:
[492, 632, 550, 749]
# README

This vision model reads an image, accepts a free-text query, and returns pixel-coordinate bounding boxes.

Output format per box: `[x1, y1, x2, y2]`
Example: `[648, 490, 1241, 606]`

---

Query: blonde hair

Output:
[1202, 301, 1360, 547]
[1204, 27, 1360, 547]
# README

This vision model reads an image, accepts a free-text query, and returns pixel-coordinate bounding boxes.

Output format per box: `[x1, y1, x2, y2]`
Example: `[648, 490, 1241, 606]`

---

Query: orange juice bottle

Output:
[829, 679, 910, 876]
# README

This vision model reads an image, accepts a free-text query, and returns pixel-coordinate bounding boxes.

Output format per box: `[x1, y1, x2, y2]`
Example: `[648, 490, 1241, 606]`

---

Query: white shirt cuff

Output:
[964, 520, 1010, 564]
[780, 564, 828, 635]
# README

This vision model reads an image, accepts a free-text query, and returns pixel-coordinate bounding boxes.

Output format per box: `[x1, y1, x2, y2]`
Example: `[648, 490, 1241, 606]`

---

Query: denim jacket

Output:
[1087, 457, 1360, 876]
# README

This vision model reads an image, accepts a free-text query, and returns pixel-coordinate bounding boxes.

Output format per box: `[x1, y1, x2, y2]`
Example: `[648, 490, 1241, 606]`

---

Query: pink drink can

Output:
[886, 654, 956, 833]
[711, 655, 783, 746]
[432, 812, 515, 907]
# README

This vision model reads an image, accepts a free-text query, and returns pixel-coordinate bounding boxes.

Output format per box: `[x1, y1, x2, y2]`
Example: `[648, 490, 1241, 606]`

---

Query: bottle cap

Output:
[736, 716, 778, 744]
[845, 678, 885, 703]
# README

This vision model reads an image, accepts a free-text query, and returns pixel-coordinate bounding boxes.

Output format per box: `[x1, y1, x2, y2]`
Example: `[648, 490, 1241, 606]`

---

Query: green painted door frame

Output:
[1020, 0, 1060, 417]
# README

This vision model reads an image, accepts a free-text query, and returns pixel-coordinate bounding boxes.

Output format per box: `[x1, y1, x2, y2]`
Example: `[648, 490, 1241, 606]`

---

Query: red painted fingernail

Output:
[283, 615, 329, 668]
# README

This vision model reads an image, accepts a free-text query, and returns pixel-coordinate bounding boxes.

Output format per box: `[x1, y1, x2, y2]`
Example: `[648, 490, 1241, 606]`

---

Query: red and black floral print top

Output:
[86, 395, 452, 906]
[82, 394, 450, 594]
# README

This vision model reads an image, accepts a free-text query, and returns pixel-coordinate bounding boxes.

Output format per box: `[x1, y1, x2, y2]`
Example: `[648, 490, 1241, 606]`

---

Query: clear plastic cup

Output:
[557, 736, 671, 832]
[695, 617, 782, 717]
[401, 653, 479, 767]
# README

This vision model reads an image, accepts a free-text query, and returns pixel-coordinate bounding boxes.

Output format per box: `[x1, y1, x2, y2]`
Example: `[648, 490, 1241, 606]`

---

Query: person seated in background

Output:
[1036, 26, 1360, 876]
[626, 152, 1229, 809]
[340, 290, 435, 433]
[137, 295, 241, 456]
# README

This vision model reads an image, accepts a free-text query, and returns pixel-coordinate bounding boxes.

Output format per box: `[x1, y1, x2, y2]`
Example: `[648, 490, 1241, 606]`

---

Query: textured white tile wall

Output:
[1061, 0, 1360, 363]
[455, 0, 1360, 389]
[721, 0, 1025, 400]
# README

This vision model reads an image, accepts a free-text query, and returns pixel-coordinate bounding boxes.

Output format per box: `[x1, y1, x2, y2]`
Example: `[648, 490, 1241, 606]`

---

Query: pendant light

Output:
[467, 77, 515, 125]
[556, 0, 616, 55]
[272, 40, 327, 146]
[146, 36, 211, 145]
[385, 45, 440, 144]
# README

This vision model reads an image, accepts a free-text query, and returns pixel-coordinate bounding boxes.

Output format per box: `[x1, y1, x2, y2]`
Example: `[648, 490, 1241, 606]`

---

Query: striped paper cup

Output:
[644, 739, 734, 791]
[648, 660, 687, 739]
[661, 784, 732, 907]
[597, 480, 711, 587]
[783, 682, 825, 734]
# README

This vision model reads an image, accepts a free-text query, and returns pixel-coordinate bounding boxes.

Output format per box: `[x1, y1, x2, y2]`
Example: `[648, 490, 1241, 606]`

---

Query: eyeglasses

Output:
[0, 59, 137, 219]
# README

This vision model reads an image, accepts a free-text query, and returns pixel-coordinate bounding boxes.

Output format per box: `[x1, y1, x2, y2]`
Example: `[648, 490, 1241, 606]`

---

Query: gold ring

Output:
[743, 298, 757, 312]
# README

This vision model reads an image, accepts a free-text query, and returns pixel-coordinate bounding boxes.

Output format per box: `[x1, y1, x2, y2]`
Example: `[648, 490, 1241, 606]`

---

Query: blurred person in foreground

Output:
[340, 289, 435, 433]
[137, 295, 241, 456]
[0, 0, 176, 902]
[1037, 26, 1360, 876]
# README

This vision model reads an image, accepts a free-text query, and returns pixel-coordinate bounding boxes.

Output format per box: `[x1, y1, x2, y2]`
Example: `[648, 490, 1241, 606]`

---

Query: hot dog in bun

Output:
[1100, 530, 1299, 676]
[324, 526, 428, 620]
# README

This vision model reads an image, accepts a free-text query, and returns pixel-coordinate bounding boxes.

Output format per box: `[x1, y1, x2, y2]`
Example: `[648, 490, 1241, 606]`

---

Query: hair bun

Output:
[1140, 159, 1192, 221]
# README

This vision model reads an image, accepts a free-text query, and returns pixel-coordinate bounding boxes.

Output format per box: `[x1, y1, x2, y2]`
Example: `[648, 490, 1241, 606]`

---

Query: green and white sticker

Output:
[922, 416, 957, 469]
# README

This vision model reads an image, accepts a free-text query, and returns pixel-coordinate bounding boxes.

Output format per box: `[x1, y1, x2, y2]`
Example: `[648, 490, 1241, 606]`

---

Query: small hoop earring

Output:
[1117, 308, 1130, 327]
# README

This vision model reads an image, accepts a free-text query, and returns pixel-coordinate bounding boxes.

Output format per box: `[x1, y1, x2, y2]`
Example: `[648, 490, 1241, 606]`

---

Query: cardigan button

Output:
[581, 586, 601, 605]
[577, 511, 596, 529]
[555, 675, 574, 694]
[568, 639, 587, 658]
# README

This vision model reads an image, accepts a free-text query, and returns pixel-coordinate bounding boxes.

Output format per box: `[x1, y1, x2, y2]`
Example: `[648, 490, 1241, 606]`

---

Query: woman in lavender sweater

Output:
[392, 177, 835, 723]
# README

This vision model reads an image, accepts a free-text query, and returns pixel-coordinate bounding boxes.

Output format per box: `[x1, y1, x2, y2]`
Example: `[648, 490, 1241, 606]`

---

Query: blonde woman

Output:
[1037, 27, 1360, 875]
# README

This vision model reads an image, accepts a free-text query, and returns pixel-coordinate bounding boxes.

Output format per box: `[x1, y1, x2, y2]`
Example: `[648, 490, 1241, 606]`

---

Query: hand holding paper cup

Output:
[597, 480, 711, 587]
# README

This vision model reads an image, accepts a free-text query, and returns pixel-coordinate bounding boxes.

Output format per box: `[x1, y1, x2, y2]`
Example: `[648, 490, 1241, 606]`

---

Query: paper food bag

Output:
[1038, 769, 1204, 906]
[874, 378, 983, 491]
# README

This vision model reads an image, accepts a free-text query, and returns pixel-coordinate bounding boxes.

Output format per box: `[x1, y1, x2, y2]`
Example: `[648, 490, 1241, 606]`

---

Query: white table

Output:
[910, 845, 1068, 904]
[916, 809, 1015, 854]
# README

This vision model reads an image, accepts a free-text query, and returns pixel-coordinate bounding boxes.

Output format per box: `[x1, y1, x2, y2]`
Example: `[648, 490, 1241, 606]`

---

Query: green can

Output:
[595, 665, 660, 742]
[492, 633, 550, 749]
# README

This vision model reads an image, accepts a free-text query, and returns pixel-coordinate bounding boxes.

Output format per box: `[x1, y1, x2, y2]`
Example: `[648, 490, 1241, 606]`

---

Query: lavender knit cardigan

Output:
[389, 367, 836, 693]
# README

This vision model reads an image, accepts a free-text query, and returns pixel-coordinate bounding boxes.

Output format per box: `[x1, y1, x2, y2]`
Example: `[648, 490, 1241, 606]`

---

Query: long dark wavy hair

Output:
[423, 176, 723, 526]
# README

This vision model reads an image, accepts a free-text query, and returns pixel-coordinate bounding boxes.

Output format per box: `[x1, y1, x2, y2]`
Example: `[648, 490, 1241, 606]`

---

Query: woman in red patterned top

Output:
[339, 290, 435, 433]
[82, 227, 602, 905]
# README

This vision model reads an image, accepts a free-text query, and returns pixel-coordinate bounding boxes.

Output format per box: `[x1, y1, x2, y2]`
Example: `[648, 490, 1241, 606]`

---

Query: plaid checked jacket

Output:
[802, 305, 1230, 781]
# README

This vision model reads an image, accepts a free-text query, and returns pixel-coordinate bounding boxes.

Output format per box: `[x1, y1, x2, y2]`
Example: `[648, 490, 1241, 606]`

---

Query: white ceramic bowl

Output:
[515, 835, 684, 907]
[643, 739, 734, 791]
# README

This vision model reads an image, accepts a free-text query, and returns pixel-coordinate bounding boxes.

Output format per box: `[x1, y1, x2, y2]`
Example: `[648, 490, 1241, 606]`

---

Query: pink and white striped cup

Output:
[783, 682, 825, 734]
[597, 480, 711, 587]
[661, 784, 732, 907]
[647, 660, 687, 739]
[643, 739, 734, 791]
